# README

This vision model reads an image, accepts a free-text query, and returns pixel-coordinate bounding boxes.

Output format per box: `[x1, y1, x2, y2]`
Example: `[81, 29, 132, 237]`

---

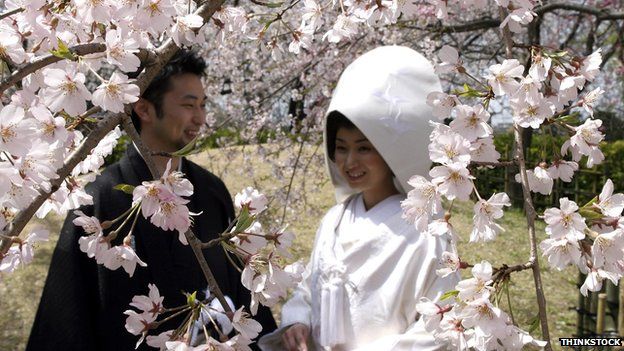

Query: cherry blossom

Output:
[436, 251, 461, 277]
[430, 163, 475, 201]
[102, 244, 148, 277]
[484, 59, 523, 96]
[471, 192, 511, 242]
[169, 14, 205, 47]
[323, 14, 359, 43]
[596, 179, 624, 217]
[449, 104, 492, 141]
[41, 67, 92, 116]
[105, 29, 141, 72]
[232, 307, 263, 339]
[0, 104, 35, 157]
[469, 137, 500, 163]
[426, 92, 460, 120]
[234, 187, 268, 215]
[547, 160, 578, 183]
[543, 197, 587, 241]
[428, 132, 472, 166]
[456, 261, 494, 301]
[434, 45, 462, 74]
[515, 166, 553, 195]
[401, 175, 443, 232]
[92, 72, 140, 113]
[539, 237, 582, 270]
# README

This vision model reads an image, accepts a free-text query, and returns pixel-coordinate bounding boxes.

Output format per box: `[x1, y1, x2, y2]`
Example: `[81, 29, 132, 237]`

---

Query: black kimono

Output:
[27, 146, 276, 351]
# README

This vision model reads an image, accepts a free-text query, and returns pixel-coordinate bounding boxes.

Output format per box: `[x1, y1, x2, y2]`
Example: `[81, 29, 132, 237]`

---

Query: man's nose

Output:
[192, 106, 205, 125]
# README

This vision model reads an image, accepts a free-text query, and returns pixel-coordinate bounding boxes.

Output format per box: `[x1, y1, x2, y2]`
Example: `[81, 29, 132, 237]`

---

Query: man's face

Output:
[145, 73, 206, 152]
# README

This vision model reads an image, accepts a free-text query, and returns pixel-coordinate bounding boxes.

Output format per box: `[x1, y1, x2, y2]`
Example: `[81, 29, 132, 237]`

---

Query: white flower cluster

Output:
[540, 180, 624, 296]
[417, 261, 547, 350]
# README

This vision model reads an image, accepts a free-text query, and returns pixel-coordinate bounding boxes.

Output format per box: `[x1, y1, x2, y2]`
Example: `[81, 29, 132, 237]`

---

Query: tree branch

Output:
[499, 6, 552, 349]
[535, 3, 624, 20]
[0, 7, 24, 21]
[0, 43, 106, 96]
[399, 18, 501, 33]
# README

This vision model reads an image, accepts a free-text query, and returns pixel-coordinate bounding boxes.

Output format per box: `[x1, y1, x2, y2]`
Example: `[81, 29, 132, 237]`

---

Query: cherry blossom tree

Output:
[0, 0, 623, 349]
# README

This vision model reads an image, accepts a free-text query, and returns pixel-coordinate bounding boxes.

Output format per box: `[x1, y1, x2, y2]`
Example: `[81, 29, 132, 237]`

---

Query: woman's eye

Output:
[335, 146, 346, 152]
[359, 147, 371, 152]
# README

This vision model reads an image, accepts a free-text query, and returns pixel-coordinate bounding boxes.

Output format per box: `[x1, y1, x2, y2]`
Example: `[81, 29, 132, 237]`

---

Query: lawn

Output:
[0, 143, 581, 350]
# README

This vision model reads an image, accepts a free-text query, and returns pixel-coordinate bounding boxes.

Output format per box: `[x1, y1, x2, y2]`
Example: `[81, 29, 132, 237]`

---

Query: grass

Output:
[0, 144, 583, 350]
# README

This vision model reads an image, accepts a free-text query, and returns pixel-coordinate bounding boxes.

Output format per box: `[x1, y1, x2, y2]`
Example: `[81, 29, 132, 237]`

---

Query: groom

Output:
[27, 50, 276, 351]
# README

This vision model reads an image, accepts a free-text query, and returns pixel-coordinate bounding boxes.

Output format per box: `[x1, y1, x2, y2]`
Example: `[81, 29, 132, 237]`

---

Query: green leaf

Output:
[234, 207, 255, 233]
[527, 314, 540, 334]
[440, 290, 459, 301]
[171, 135, 199, 156]
[50, 38, 76, 60]
[113, 184, 135, 194]
[186, 291, 197, 306]
[579, 208, 603, 221]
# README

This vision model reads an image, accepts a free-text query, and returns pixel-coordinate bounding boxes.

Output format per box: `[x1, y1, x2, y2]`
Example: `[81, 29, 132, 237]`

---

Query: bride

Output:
[259, 46, 458, 351]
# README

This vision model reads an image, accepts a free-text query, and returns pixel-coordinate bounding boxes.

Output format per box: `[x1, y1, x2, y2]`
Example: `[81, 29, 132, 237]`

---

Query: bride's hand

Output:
[282, 323, 310, 351]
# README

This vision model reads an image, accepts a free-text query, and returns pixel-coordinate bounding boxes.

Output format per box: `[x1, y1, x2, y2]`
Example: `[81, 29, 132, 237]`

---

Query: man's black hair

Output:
[131, 50, 207, 133]
[326, 111, 357, 162]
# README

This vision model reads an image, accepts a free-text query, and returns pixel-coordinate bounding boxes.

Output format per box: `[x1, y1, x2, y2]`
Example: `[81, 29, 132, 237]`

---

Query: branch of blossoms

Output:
[498, 6, 552, 349]
[121, 103, 234, 315]
[0, 112, 121, 254]
[0, 43, 107, 96]
[0, 0, 228, 256]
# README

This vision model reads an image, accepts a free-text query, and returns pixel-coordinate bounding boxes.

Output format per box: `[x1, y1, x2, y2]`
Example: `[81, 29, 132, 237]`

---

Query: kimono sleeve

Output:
[355, 233, 459, 351]
[26, 207, 100, 351]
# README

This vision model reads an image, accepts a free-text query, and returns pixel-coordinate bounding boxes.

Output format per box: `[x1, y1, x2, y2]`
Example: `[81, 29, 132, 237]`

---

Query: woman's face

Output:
[334, 127, 396, 205]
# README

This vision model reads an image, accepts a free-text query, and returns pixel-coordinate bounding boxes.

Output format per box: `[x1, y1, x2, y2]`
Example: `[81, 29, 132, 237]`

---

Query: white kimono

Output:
[259, 194, 458, 351]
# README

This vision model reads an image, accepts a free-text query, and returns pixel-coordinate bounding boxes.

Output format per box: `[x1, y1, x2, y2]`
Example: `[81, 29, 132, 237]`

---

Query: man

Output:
[27, 50, 276, 350]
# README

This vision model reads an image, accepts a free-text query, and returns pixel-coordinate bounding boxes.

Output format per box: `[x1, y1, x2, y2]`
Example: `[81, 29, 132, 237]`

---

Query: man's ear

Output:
[133, 98, 155, 124]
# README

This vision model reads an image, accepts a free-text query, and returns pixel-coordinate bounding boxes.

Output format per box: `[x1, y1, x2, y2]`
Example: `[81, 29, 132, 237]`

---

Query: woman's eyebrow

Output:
[335, 137, 369, 143]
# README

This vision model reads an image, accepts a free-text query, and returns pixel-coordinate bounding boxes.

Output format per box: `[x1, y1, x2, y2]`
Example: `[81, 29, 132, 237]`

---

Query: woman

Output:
[259, 46, 458, 351]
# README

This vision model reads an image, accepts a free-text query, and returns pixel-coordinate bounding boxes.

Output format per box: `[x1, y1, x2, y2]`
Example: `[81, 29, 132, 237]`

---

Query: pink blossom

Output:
[539, 237, 582, 270]
[301, 0, 323, 28]
[428, 132, 472, 166]
[456, 261, 494, 301]
[41, 67, 91, 116]
[0, 31, 27, 64]
[130, 283, 164, 318]
[547, 160, 578, 183]
[469, 137, 500, 163]
[92, 72, 140, 113]
[146, 330, 174, 350]
[580, 268, 619, 296]
[580, 49, 602, 81]
[232, 307, 263, 339]
[597, 179, 624, 217]
[436, 251, 461, 278]
[485, 59, 524, 96]
[0, 104, 36, 157]
[234, 187, 268, 215]
[591, 229, 624, 275]
[515, 166, 553, 195]
[434, 45, 462, 74]
[102, 244, 147, 277]
[105, 29, 141, 72]
[323, 14, 359, 43]
[511, 98, 554, 129]
[543, 197, 587, 241]
[471, 192, 511, 242]
[169, 14, 205, 47]
[579, 87, 604, 116]
[415, 297, 450, 332]
[426, 92, 459, 120]
[430, 163, 475, 201]
[401, 175, 443, 232]
[162, 160, 194, 197]
[450, 104, 492, 141]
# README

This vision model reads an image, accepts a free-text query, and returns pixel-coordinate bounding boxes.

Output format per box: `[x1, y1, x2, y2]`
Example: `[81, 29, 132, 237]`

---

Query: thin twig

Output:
[0, 7, 24, 21]
[280, 137, 306, 225]
[499, 5, 552, 348]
